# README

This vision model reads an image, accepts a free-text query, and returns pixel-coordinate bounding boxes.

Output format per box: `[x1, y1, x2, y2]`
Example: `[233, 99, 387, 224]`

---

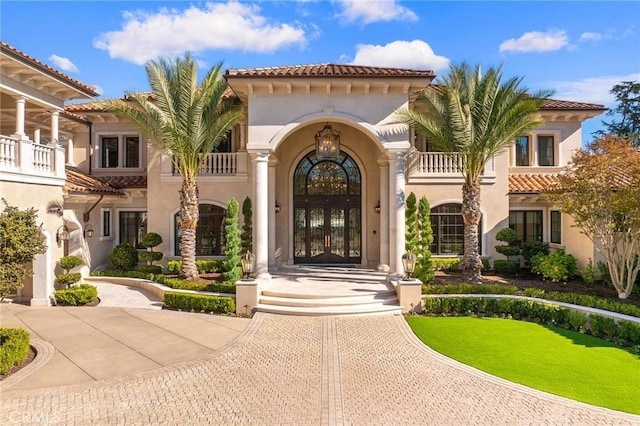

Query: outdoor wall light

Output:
[56, 225, 69, 244]
[241, 251, 256, 280]
[84, 224, 94, 238]
[374, 201, 381, 214]
[275, 201, 281, 214]
[402, 251, 417, 279]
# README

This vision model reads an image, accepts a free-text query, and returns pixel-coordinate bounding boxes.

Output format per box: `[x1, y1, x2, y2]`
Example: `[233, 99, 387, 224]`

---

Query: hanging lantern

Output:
[315, 123, 340, 160]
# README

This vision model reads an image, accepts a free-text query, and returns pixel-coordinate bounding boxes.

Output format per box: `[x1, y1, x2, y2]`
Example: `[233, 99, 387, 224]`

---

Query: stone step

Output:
[259, 293, 399, 308]
[261, 289, 396, 299]
[254, 302, 402, 316]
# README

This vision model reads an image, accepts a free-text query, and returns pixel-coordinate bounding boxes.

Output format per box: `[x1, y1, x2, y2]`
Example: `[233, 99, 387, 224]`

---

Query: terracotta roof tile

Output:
[509, 174, 559, 194]
[65, 99, 116, 113]
[540, 99, 606, 111]
[64, 167, 124, 195]
[226, 63, 434, 78]
[96, 175, 147, 189]
[1, 41, 99, 97]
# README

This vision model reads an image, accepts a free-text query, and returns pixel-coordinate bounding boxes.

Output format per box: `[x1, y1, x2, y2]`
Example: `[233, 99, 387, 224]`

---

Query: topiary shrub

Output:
[0, 327, 30, 375]
[416, 196, 435, 283]
[163, 292, 235, 314]
[56, 255, 83, 289]
[109, 242, 138, 271]
[222, 199, 242, 284]
[493, 259, 520, 275]
[54, 284, 98, 306]
[140, 232, 162, 249]
[495, 228, 521, 259]
[241, 196, 253, 254]
[139, 232, 164, 272]
[531, 249, 577, 282]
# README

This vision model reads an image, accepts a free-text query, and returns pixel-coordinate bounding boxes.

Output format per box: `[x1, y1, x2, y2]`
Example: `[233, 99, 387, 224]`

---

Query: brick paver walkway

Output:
[2, 313, 639, 425]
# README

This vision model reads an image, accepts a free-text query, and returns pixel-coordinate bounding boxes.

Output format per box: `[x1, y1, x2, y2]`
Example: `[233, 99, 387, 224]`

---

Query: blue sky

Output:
[2, 1, 639, 141]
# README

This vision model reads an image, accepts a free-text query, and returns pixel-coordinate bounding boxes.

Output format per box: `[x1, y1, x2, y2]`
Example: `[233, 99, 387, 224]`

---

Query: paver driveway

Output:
[2, 313, 639, 425]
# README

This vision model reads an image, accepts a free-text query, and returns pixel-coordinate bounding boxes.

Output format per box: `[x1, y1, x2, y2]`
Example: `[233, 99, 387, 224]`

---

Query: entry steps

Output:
[256, 289, 402, 316]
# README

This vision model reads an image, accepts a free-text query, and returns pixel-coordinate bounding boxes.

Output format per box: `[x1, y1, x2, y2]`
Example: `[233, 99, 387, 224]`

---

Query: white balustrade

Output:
[0, 135, 63, 181]
[0, 136, 17, 168]
[416, 152, 464, 174]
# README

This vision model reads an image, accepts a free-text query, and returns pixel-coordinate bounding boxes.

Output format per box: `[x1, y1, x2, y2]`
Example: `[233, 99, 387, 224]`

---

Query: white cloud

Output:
[499, 29, 569, 53]
[579, 26, 635, 42]
[94, 1, 306, 65]
[546, 73, 640, 106]
[349, 40, 449, 72]
[49, 54, 79, 73]
[579, 32, 604, 42]
[337, 0, 418, 24]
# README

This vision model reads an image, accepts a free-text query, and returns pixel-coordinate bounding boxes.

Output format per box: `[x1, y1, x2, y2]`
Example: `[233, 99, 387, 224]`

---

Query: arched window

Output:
[174, 204, 226, 256]
[430, 203, 482, 256]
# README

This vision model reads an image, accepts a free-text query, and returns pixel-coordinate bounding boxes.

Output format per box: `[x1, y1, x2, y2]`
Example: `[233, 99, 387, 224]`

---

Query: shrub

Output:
[138, 251, 164, 264]
[60, 255, 83, 271]
[538, 291, 640, 319]
[481, 257, 491, 271]
[138, 265, 163, 275]
[154, 275, 236, 294]
[523, 287, 545, 298]
[495, 228, 521, 259]
[90, 270, 156, 280]
[618, 320, 640, 346]
[109, 242, 138, 271]
[432, 258, 461, 272]
[493, 259, 520, 275]
[163, 292, 235, 314]
[140, 232, 163, 249]
[589, 314, 618, 340]
[567, 310, 587, 331]
[422, 283, 518, 295]
[54, 284, 98, 306]
[0, 327, 30, 375]
[166, 260, 221, 274]
[56, 273, 82, 289]
[531, 250, 577, 282]
[241, 196, 253, 254]
[167, 260, 181, 274]
[521, 240, 550, 265]
[222, 199, 242, 283]
[581, 260, 598, 284]
[416, 196, 435, 283]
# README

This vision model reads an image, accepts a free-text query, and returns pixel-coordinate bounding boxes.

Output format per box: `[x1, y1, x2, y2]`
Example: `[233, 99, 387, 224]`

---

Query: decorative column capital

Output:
[249, 151, 271, 162]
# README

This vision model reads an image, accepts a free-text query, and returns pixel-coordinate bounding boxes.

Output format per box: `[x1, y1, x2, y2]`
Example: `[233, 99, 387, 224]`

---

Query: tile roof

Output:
[508, 174, 559, 194]
[226, 63, 434, 78]
[64, 167, 124, 195]
[65, 99, 116, 113]
[540, 99, 606, 111]
[96, 175, 148, 189]
[1, 41, 99, 97]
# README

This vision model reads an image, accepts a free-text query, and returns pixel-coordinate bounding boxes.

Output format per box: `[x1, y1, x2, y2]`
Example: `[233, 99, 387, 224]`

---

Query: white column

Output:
[268, 160, 277, 268]
[378, 158, 390, 271]
[33, 128, 41, 144]
[388, 151, 407, 277]
[50, 110, 60, 146]
[66, 137, 75, 165]
[14, 98, 26, 137]
[31, 230, 53, 306]
[251, 151, 271, 280]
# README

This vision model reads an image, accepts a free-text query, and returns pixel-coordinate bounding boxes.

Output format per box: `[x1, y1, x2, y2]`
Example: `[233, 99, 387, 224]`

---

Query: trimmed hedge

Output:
[167, 260, 222, 274]
[524, 289, 640, 319]
[91, 270, 156, 280]
[432, 258, 461, 272]
[154, 275, 236, 294]
[493, 259, 520, 275]
[0, 327, 30, 375]
[422, 283, 518, 295]
[163, 292, 235, 314]
[54, 284, 98, 306]
[421, 296, 640, 350]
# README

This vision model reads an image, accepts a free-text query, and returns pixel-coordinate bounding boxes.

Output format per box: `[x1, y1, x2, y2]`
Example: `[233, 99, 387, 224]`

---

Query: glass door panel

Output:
[329, 208, 345, 259]
[294, 208, 306, 258]
[309, 207, 325, 259]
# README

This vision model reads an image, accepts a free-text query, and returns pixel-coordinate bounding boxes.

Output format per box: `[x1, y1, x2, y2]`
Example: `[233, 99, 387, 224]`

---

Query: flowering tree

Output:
[544, 135, 640, 299]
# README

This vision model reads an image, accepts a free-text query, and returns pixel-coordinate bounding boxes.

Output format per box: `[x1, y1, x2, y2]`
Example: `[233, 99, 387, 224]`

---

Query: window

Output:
[99, 135, 141, 168]
[550, 211, 562, 244]
[509, 210, 543, 241]
[119, 211, 147, 248]
[515, 136, 530, 166]
[101, 137, 118, 168]
[538, 135, 555, 166]
[212, 130, 233, 153]
[174, 204, 226, 256]
[430, 204, 482, 255]
[102, 209, 111, 237]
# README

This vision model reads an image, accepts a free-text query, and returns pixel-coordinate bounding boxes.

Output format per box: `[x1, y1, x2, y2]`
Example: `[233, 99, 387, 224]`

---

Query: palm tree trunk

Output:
[179, 177, 200, 280]
[462, 181, 482, 283]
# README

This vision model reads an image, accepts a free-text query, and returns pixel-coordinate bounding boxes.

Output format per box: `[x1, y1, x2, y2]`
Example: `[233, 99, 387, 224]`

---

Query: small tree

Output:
[594, 81, 640, 147]
[405, 192, 418, 253]
[223, 198, 242, 284]
[57, 255, 83, 289]
[109, 242, 138, 272]
[495, 228, 521, 259]
[0, 200, 46, 300]
[416, 196, 435, 283]
[544, 135, 640, 299]
[241, 196, 252, 254]
[138, 232, 164, 274]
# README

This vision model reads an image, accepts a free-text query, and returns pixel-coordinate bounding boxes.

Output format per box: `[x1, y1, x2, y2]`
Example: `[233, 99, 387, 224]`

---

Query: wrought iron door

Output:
[293, 152, 361, 264]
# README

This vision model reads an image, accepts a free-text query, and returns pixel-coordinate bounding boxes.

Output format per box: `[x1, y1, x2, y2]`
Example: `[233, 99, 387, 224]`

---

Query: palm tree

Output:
[105, 54, 243, 280]
[399, 63, 550, 282]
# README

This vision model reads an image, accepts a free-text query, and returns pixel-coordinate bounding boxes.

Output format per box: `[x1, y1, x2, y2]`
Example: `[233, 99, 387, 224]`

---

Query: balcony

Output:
[161, 151, 249, 182]
[0, 134, 66, 185]
[407, 151, 496, 184]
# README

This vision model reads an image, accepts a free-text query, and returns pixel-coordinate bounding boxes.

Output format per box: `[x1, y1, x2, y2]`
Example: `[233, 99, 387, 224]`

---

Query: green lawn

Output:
[406, 316, 640, 415]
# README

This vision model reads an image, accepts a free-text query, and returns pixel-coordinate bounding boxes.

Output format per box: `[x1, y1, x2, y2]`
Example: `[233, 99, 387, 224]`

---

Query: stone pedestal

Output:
[396, 278, 423, 314]
[235, 279, 259, 315]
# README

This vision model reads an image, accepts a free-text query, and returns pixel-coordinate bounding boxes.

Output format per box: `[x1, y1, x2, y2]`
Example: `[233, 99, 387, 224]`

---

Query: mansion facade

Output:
[0, 41, 606, 306]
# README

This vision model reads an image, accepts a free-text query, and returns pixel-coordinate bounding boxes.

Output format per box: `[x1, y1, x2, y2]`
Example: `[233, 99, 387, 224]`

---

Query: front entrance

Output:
[293, 151, 361, 264]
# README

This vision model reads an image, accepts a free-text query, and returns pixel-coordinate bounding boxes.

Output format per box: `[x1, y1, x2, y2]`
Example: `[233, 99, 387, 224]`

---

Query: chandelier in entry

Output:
[315, 123, 341, 160]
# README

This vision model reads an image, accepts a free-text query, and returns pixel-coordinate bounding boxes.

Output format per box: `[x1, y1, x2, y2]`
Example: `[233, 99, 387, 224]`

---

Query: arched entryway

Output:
[293, 151, 361, 264]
